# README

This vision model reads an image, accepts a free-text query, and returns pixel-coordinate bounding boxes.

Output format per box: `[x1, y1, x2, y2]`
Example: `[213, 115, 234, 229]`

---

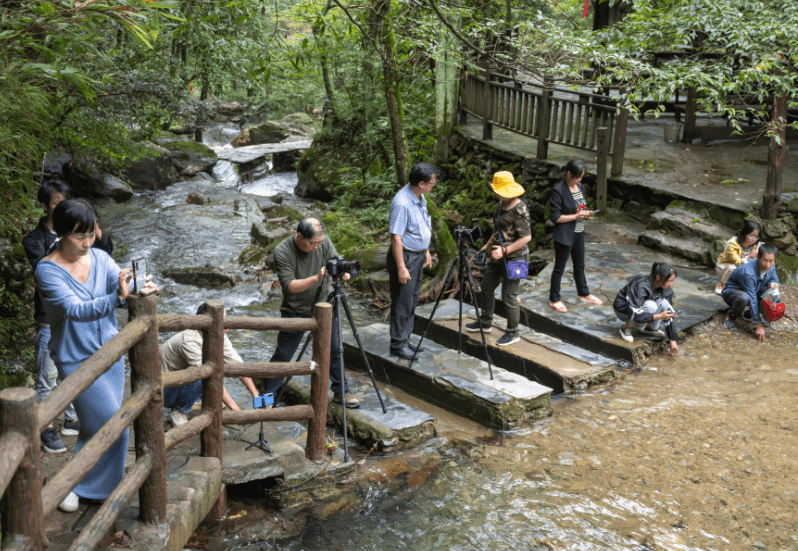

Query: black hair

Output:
[52, 198, 96, 237]
[37, 178, 71, 206]
[409, 162, 440, 187]
[649, 261, 677, 283]
[758, 243, 778, 258]
[196, 304, 207, 316]
[296, 218, 325, 239]
[737, 220, 761, 245]
[563, 159, 586, 181]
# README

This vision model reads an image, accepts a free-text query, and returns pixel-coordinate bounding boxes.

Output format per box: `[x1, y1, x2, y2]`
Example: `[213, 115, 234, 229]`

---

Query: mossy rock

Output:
[295, 144, 353, 201]
[320, 211, 375, 256]
[428, 199, 457, 279]
[776, 252, 798, 285]
[239, 245, 271, 266]
[167, 140, 218, 173]
[262, 204, 304, 223]
[348, 245, 390, 272]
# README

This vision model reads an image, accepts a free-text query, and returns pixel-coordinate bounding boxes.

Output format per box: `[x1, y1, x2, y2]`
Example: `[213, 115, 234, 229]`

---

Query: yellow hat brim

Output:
[490, 181, 525, 198]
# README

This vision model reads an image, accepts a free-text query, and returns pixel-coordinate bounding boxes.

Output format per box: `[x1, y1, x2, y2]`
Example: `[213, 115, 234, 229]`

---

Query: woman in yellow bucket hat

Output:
[466, 171, 531, 346]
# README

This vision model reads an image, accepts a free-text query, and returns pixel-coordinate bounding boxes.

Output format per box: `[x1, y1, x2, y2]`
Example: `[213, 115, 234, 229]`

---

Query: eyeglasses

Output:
[303, 236, 324, 248]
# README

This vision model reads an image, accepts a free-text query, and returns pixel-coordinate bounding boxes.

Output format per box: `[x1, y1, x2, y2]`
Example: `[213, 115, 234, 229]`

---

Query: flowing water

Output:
[96, 127, 798, 550]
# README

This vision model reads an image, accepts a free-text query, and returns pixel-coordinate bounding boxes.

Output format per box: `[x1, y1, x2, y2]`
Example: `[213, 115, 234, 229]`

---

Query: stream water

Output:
[96, 126, 798, 551]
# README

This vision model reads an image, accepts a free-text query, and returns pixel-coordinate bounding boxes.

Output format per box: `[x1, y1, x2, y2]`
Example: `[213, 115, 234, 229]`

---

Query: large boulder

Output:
[231, 113, 320, 148]
[122, 142, 178, 190]
[295, 143, 352, 201]
[67, 170, 134, 203]
[167, 140, 218, 174]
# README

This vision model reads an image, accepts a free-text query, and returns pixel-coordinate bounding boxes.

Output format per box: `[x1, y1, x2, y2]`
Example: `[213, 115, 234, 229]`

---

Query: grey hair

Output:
[296, 218, 325, 239]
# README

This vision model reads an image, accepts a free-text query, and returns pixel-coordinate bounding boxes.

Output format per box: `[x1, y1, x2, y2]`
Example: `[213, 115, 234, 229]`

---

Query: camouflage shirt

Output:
[491, 200, 531, 262]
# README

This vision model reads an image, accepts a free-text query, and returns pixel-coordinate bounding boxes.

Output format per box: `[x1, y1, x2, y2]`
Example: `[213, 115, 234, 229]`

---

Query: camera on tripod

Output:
[326, 255, 360, 278]
[452, 225, 482, 247]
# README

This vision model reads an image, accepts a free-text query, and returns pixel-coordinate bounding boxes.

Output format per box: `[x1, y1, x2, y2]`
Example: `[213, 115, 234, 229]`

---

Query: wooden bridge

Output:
[459, 67, 628, 178]
[0, 295, 332, 551]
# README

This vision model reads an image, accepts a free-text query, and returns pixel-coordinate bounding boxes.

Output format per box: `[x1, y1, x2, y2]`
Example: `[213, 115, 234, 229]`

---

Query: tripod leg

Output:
[339, 292, 387, 413]
[332, 292, 350, 463]
[463, 260, 494, 380]
[274, 331, 312, 404]
[407, 256, 461, 365]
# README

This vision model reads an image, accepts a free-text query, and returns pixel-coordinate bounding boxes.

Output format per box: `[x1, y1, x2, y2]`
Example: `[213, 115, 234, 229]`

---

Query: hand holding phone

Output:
[132, 258, 147, 294]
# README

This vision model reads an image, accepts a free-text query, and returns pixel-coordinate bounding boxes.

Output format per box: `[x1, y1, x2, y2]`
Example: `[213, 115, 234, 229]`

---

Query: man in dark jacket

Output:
[22, 179, 114, 453]
[613, 262, 679, 355]
[721, 243, 780, 341]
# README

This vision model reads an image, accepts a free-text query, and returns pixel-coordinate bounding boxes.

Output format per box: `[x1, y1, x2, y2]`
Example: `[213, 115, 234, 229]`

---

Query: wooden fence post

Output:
[127, 293, 167, 525]
[482, 63, 494, 141]
[611, 105, 628, 177]
[0, 388, 47, 550]
[536, 76, 552, 160]
[683, 87, 698, 143]
[201, 299, 225, 519]
[307, 302, 332, 461]
[596, 127, 608, 212]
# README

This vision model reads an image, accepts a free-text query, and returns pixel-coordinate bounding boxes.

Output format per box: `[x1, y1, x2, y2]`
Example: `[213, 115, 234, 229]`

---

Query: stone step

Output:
[515, 242, 729, 366]
[638, 230, 709, 265]
[647, 207, 731, 243]
[413, 299, 617, 394]
[284, 374, 436, 454]
[340, 323, 553, 430]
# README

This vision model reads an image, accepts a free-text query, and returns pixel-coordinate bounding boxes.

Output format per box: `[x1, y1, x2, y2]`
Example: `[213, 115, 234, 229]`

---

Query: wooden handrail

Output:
[41, 384, 154, 516]
[38, 317, 151, 432]
[222, 404, 314, 425]
[162, 362, 216, 388]
[164, 412, 213, 452]
[224, 361, 315, 379]
[0, 432, 28, 497]
[224, 316, 318, 332]
[157, 312, 212, 332]
[67, 454, 154, 551]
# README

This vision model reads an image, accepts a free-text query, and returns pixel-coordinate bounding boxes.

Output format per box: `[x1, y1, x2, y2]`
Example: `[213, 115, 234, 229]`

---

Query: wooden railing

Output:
[0, 296, 332, 551]
[459, 67, 628, 176]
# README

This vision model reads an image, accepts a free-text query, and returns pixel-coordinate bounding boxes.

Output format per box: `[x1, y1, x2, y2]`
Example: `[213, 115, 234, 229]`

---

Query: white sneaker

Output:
[639, 327, 666, 339]
[619, 327, 634, 343]
[59, 491, 79, 513]
[168, 409, 188, 427]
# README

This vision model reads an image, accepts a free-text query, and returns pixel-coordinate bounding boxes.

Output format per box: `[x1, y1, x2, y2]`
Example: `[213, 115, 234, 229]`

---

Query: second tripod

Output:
[408, 226, 494, 379]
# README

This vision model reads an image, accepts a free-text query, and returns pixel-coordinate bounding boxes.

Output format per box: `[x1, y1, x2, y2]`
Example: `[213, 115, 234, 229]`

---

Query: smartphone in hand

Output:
[132, 258, 147, 294]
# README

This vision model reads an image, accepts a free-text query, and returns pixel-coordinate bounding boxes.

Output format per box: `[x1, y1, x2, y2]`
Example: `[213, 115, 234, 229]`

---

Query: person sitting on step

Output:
[714, 220, 760, 295]
[160, 304, 260, 426]
[613, 261, 679, 356]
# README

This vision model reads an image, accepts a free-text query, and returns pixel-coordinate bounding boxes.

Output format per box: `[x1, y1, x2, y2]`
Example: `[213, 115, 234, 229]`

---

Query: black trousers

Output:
[386, 247, 425, 353]
[549, 231, 590, 303]
[261, 310, 348, 396]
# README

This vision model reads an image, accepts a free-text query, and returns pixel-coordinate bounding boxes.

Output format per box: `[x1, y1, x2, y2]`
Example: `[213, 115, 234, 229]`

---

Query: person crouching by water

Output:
[613, 262, 679, 356]
[466, 171, 531, 346]
[35, 198, 158, 513]
[548, 159, 603, 313]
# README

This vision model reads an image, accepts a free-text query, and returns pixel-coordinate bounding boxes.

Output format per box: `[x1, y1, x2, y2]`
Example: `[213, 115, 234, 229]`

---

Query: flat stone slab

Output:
[413, 300, 617, 394]
[340, 323, 553, 430]
[510, 239, 727, 365]
[47, 456, 222, 551]
[213, 140, 312, 165]
[285, 374, 436, 454]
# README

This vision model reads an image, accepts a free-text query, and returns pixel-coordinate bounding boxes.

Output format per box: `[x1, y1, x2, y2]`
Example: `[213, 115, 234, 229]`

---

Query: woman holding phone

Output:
[548, 159, 603, 313]
[35, 198, 157, 512]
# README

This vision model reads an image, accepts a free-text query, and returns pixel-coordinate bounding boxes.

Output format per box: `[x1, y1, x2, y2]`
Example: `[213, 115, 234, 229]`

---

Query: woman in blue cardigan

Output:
[35, 199, 156, 513]
[548, 159, 602, 313]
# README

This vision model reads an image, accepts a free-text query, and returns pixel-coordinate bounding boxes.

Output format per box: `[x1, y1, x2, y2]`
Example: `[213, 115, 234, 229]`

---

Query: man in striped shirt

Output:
[387, 163, 439, 360]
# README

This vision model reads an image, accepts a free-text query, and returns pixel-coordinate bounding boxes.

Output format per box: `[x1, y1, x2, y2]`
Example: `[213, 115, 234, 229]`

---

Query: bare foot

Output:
[580, 294, 603, 305]
[549, 302, 568, 313]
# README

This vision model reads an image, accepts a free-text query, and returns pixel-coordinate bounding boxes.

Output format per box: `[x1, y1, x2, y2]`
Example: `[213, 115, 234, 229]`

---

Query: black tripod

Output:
[409, 226, 494, 379]
[274, 274, 387, 464]
[246, 384, 274, 454]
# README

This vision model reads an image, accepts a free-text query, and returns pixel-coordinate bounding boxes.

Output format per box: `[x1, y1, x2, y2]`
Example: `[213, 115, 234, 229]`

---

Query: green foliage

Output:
[320, 211, 378, 257]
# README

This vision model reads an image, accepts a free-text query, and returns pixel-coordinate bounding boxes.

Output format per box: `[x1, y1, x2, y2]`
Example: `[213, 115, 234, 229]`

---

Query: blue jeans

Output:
[261, 310, 348, 396]
[164, 380, 202, 413]
[35, 325, 77, 422]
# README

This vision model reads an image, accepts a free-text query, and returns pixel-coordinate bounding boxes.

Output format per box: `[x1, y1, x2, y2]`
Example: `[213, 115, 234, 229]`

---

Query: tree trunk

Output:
[762, 95, 788, 219]
[434, 21, 460, 163]
[314, 0, 337, 125]
[375, 0, 409, 188]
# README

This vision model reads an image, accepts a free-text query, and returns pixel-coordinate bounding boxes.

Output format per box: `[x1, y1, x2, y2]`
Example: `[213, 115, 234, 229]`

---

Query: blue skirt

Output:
[57, 357, 128, 500]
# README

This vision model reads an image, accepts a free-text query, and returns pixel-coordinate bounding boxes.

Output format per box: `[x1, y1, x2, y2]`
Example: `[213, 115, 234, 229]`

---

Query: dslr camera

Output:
[326, 255, 360, 278]
[253, 393, 274, 409]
